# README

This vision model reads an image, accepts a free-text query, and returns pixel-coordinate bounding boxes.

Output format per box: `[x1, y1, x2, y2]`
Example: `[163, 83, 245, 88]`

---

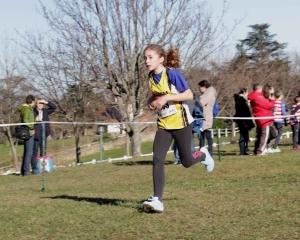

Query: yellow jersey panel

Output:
[149, 69, 193, 129]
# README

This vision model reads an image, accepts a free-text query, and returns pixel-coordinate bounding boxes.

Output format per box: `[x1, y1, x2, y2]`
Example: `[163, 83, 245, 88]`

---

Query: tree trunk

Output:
[11, 141, 18, 169]
[130, 129, 142, 157]
[125, 133, 130, 157]
[8, 138, 18, 169]
[58, 131, 63, 140]
[74, 124, 84, 163]
[4, 126, 19, 169]
[230, 121, 236, 142]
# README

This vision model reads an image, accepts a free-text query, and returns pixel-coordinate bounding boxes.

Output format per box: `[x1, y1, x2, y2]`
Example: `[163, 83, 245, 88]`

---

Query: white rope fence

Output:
[0, 113, 296, 128]
[0, 114, 298, 175]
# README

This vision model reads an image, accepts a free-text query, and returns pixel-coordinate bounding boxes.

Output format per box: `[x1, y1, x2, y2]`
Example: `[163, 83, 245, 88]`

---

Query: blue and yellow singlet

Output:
[149, 68, 194, 129]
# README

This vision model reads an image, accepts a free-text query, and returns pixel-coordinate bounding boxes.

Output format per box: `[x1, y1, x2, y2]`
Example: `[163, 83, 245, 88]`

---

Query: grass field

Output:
[0, 138, 299, 240]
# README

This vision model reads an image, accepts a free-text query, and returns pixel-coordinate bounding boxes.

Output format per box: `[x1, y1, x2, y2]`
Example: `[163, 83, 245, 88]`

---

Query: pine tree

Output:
[236, 23, 288, 69]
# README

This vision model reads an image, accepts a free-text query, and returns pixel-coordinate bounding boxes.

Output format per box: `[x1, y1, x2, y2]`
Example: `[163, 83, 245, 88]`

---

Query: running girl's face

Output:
[144, 49, 164, 73]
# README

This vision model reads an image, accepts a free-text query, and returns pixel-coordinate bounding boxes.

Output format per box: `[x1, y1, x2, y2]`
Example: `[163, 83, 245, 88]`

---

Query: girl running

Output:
[142, 44, 214, 213]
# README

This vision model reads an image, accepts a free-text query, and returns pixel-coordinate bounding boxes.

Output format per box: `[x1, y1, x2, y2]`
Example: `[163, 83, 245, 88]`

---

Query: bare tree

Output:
[285, 51, 300, 106]
[21, 0, 234, 157]
[20, 36, 106, 163]
[0, 41, 27, 169]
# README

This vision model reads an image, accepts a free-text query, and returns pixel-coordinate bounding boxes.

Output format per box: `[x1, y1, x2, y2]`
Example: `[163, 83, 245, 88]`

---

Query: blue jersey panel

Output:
[152, 69, 190, 93]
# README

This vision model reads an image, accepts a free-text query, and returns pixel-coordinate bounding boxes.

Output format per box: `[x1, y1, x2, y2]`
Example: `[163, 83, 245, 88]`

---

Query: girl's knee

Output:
[181, 161, 192, 168]
[153, 156, 165, 165]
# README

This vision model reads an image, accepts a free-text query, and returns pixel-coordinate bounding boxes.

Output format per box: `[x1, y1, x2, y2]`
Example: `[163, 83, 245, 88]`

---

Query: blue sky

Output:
[211, 0, 300, 52]
[0, 0, 299, 52]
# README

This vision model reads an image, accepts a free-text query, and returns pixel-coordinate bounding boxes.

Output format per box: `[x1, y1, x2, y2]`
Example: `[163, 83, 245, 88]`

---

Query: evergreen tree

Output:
[236, 23, 288, 68]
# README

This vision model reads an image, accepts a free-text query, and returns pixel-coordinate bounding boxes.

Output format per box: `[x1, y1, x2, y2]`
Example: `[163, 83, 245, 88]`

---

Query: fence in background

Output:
[211, 127, 293, 139]
[0, 120, 296, 174]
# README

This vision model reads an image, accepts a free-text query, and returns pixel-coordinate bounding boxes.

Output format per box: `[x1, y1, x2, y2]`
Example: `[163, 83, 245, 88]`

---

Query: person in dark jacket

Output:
[234, 88, 255, 155]
[31, 99, 56, 174]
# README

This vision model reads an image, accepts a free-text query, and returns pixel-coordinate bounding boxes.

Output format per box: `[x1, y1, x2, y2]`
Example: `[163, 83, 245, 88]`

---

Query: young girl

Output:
[272, 90, 287, 152]
[290, 96, 300, 150]
[142, 44, 214, 213]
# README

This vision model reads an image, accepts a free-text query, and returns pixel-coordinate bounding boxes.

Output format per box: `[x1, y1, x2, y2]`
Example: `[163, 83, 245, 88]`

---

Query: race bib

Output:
[158, 101, 177, 118]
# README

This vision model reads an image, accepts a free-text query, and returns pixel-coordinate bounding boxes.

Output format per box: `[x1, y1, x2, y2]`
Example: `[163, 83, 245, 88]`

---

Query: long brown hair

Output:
[144, 44, 181, 68]
[263, 84, 272, 99]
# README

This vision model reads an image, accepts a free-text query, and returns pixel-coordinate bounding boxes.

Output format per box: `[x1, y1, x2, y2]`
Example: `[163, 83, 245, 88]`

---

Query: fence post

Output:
[225, 128, 228, 137]
[216, 125, 221, 162]
[218, 128, 221, 138]
[211, 129, 214, 139]
[286, 132, 290, 138]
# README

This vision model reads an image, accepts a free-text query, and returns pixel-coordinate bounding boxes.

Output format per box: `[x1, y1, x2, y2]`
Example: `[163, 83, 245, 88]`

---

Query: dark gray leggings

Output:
[153, 124, 206, 198]
[273, 122, 283, 148]
[291, 124, 299, 148]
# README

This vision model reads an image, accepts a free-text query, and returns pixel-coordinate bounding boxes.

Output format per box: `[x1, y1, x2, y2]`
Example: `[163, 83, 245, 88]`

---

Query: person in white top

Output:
[31, 98, 56, 174]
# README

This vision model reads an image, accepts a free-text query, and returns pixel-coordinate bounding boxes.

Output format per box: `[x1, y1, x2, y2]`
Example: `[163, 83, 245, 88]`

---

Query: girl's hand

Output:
[151, 95, 169, 110]
[148, 102, 156, 110]
[147, 95, 156, 110]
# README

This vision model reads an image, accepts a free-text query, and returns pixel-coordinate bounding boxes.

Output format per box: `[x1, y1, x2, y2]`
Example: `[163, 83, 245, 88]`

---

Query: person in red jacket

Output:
[248, 83, 275, 155]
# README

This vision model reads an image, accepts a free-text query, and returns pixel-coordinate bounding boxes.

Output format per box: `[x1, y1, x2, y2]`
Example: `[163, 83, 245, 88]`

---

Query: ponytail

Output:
[165, 47, 181, 68]
[144, 44, 181, 69]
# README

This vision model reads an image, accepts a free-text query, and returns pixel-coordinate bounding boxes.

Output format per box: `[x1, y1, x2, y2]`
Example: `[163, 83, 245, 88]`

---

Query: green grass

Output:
[79, 141, 154, 162]
[0, 138, 299, 239]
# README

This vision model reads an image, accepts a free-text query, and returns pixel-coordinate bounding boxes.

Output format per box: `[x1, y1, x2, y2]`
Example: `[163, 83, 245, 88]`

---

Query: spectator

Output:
[31, 99, 57, 174]
[192, 102, 204, 149]
[248, 83, 275, 155]
[17, 95, 36, 176]
[272, 90, 287, 152]
[297, 91, 300, 145]
[198, 80, 217, 155]
[233, 88, 255, 155]
[289, 96, 300, 150]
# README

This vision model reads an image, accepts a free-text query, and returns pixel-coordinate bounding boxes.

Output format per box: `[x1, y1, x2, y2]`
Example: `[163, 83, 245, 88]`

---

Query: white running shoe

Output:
[262, 149, 269, 155]
[174, 159, 181, 165]
[267, 148, 274, 154]
[257, 152, 268, 156]
[199, 147, 214, 173]
[272, 147, 281, 153]
[143, 196, 164, 213]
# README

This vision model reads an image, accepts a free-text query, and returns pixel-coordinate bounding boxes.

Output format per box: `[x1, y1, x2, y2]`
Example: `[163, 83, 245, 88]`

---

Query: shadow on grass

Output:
[10, 173, 22, 177]
[42, 195, 129, 206]
[278, 143, 297, 147]
[213, 151, 238, 156]
[43, 195, 165, 213]
[113, 160, 173, 166]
